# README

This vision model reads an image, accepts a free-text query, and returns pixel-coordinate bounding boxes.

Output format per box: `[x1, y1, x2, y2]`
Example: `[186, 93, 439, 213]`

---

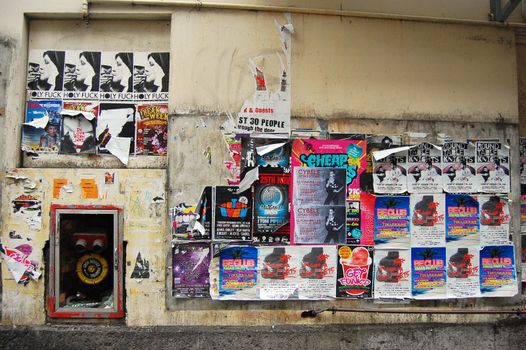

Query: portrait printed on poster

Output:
[27, 50, 65, 99]
[63, 50, 101, 100]
[133, 51, 170, 101]
[442, 142, 477, 193]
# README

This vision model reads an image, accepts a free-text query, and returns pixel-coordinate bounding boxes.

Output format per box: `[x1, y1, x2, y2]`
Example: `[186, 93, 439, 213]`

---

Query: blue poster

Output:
[218, 246, 258, 299]
[480, 245, 517, 297]
[22, 100, 62, 153]
[374, 196, 410, 248]
[445, 194, 479, 243]
[411, 247, 446, 299]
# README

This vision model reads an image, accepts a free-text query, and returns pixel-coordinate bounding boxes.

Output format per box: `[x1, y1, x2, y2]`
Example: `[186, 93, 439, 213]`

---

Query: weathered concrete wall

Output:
[517, 37, 526, 136]
[1, 169, 166, 325]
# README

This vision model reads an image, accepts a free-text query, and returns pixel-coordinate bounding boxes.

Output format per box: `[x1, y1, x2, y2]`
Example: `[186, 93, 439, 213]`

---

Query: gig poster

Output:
[293, 206, 346, 244]
[293, 167, 346, 206]
[214, 186, 253, 241]
[374, 196, 411, 248]
[445, 194, 480, 244]
[411, 247, 447, 300]
[258, 246, 300, 300]
[520, 137, 526, 185]
[480, 245, 518, 297]
[373, 249, 411, 299]
[410, 194, 446, 247]
[22, 100, 62, 154]
[442, 142, 477, 193]
[372, 148, 408, 194]
[406, 143, 443, 193]
[135, 103, 168, 155]
[479, 195, 510, 246]
[241, 138, 290, 173]
[336, 245, 373, 299]
[59, 110, 97, 154]
[297, 246, 337, 300]
[346, 192, 375, 246]
[172, 242, 211, 298]
[476, 141, 510, 194]
[216, 246, 258, 300]
[253, 172, 290, 244]
[291, 139, 367, 201]
[361, 135, 402, 192]
[445, 245, 481, 298]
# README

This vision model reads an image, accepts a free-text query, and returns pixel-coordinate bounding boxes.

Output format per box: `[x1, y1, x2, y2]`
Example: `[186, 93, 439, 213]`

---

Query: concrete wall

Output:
[0, 1, 525, 327]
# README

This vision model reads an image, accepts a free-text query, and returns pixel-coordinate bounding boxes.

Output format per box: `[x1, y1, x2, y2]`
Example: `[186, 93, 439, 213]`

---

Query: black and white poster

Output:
[476, 141, 510, 193]
[293, 167, 346, 206]
[99, 51, 134, 100]
[373, 148, 408, 194]
[442, 142, 477, 193]
[27, 50, 65, 99]
[406, 143, 442, 193]
[133, 51, 170, 101]
[63, 50, 101, 100]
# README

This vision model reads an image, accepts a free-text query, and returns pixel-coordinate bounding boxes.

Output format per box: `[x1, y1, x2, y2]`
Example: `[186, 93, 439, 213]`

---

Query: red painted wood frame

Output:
[48, 204, 124, 319]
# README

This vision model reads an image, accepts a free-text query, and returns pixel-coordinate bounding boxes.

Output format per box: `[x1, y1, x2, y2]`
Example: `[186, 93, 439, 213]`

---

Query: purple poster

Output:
[172, 242, 211, 298]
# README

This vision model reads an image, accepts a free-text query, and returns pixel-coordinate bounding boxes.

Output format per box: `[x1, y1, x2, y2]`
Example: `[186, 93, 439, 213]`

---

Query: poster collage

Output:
[172, 135, 522, 300]
[22, 50, 170, 160]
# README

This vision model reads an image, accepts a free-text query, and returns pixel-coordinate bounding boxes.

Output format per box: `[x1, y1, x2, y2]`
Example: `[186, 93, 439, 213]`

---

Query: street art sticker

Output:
[130, 252, 150, 279]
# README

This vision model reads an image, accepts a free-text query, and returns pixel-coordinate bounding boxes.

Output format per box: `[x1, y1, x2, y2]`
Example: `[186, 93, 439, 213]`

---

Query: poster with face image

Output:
[480, 245, 518, 297]
[133, 51, 170, 101]
[479, 195, 510, 246]
[293, 167, 346, 206]
[22, 100, 62, 154]
[442, 142, 477, 193]
[136, 103, 168, 155]
[476, 141, 510, 193]
[373, 249, 411, 299]
[27, 50, 65, 99]
[336, 245, 373, 299]
[63, 50, 101, 100]
[59, 111, 97, 154]
[372, 149, 408, 194]
[410, 194, 445, 247]
[99, 51, 134, 100]
[446, 245, 481, 298]
[96, 103, 136, 155]
[293, 206, 346, 244]
[406, 143, 442, 193]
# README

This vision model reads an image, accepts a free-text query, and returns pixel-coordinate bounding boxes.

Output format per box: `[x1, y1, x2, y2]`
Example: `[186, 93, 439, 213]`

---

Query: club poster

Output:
[291, 139, 367, 201]
[410, 194, 446, 247]
[253, 173, 290, 244]
[522, 235, 526, 282]
[374, 196, 411, 248]
[259, 246, 300, 300]
[446, 245, 481, 298]
[520, 137, 526, 185]
[336, 245, 373, 299]
[480, 245, 518, 297]
[22, 100, 62, 153]
[242, 138, 291, 172]
[293, 205, 346, 244]
[59, 111, 97, 154]
[293, 167, 346, 206]
[216, 246, 258, 300]
[445, 194, 480, 244]
[135, 103, 168, 155]
[172, 242, 211, 298]
[406, 143, 443, 193]
[346, 192, 375, 246]
[361, 135, 402, 192]
[372, 148, 408, 194]
[522, 191, 526, 232]
[193, 186, 212, 240]
[442, 142, 477, 193]
[214, 186, 253, 241]
[297, 245, 337, 300]
[411, 247, 447, 300]
[373, 249, 411, 299]
[476, 141, 510, 194]
[479, 195, 510, 246]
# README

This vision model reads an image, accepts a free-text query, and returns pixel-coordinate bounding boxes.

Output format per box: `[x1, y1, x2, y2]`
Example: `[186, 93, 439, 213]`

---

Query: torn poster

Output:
[53, 178, 68, 199]
[171, 203, 197, 240]
[133, 51, 170, 101]
[297, 246, 337, 300]
[236, 18, 292, 135]
[410, 194, 446, 247]
[480, 245, 518, 297]
[242, 138, 291, 173]
[214, 245, 258, 300]
[476, 141, 510, 193]
[442, 142, 477, 193]
[522, 193, 526, 232]
[172, 242, 211, 298]
[336, 245, 373, 299]
[373, 249, 412, 299]
[291, 139, 367, 200]
[136, 103, 168, 155]
[22, 100, 62, 154]
[253, 172, 290, 244]
[446, 194, 479, 244]
[406, 143, 442, 193]
[193, 187, 212, 240]
[80, 179, 99, 199]
[60, 109, 97, 154]
[0, 244, 41, 285]
[479, 195, 510, 246]
[11, 194, 42, 230]
[522, 235, 526, 282]
[361, 135, 402, 192]
[374, 196, 410, 249]
[214, 186, 253, 241]
[293, 167, 346, 206]
[446, 245, 481, 298]
[130, 252, 150, 279]
[259, 246, 300, 300]
[411, 247, 447, 300]
[346, 192, 375, 246]
[97, 103, 135, 156]
[373, 147, 408, 194]
[63, 50, 101, 99]
[224, 134, 242, 185]
[26, 49, 65, 99]
[62, 101, 98, 120]
[293, 205, 346, 244]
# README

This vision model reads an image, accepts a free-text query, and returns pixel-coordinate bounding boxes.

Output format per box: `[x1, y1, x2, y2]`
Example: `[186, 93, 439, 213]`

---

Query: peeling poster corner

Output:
[11, 194, 42, 231]
[0, 243, 41, 285]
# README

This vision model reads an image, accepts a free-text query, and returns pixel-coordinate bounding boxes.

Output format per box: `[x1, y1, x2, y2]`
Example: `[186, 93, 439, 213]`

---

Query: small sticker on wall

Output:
[130, 252, 150, 279]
